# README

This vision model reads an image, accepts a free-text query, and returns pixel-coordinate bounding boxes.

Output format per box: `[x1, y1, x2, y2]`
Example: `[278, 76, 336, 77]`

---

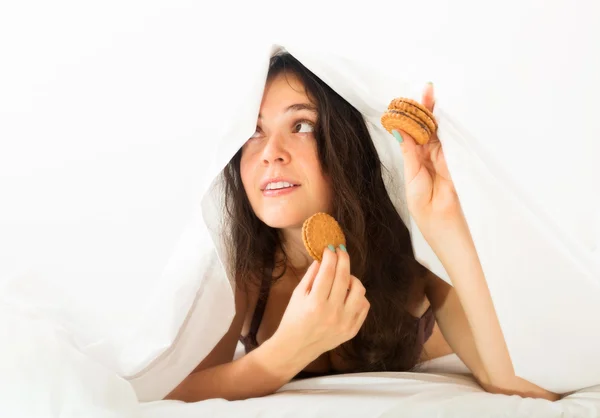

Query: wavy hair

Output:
[222, 51, 428, 372]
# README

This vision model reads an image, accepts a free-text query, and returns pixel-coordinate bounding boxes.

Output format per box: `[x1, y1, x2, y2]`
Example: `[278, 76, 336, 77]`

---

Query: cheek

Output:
[320, 176, 334, 208]
[306, 154, 333, 201]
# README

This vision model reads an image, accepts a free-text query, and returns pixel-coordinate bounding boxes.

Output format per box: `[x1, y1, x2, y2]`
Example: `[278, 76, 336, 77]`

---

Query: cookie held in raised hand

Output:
[380, 97, 437, 145]
[302, 212, 346, 262]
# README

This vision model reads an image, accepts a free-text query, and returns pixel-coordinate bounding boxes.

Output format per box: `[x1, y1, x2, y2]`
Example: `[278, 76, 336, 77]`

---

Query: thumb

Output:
[392, 129, 420, 183]
[296, 260, 320, 294]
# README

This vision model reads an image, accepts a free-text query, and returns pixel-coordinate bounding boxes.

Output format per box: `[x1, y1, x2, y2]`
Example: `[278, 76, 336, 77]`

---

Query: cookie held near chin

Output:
[302, 212, 346, 262]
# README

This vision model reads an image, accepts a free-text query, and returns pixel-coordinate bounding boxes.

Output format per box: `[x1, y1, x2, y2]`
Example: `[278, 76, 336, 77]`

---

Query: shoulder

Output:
[406, 268, 452, 316]
[404, 269, 429, 317]
[423, 270, 451, 290]
[423, 270, 452, 306]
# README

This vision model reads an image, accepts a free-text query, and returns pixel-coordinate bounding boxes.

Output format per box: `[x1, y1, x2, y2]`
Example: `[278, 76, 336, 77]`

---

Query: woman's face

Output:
[240, 72, 333, 229]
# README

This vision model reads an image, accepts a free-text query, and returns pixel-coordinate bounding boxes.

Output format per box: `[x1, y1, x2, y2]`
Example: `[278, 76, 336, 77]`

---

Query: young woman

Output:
[166, 52, 559, 402]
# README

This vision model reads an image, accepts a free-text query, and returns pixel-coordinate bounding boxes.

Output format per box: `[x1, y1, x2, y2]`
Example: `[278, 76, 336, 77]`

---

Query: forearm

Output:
[428, 281, 485, 380]
[165, 335, 309, 402]
[427, 217, 513, 382]
[423, 215, 559, 400]
[433, 282, 559, 399]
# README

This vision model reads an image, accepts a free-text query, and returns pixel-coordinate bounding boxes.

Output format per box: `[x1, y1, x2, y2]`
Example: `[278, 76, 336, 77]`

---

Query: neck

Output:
[279, 227, 313, 275]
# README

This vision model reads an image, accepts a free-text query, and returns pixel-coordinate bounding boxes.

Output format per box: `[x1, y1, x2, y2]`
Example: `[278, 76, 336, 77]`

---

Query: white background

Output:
[1, 0, 599, 358]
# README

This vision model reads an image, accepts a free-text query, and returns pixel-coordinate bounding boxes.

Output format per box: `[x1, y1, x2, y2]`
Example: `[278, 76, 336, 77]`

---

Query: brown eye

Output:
[294, 121, 314, 133]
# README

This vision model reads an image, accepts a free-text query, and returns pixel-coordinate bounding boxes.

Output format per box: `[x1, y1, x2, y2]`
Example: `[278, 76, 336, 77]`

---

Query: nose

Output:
[261, 132, 291, 166]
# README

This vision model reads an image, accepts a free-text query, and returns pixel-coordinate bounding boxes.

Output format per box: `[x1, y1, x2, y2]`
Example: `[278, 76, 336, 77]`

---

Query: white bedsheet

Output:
[140, 355, 600, 418]
[2, 304, 600, 418]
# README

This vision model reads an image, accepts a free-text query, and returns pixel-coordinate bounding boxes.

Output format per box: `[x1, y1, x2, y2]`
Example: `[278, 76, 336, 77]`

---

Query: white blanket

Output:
[123, 38, 599, 398]
[1, 0, 599, 408]
[141, 363, 600, 418]
[4, 305, 598, 418]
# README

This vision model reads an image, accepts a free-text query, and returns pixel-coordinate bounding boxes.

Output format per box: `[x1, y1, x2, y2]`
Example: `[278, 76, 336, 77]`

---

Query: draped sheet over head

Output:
[2, 37, 599, 402]
[126, 42, 599, 400]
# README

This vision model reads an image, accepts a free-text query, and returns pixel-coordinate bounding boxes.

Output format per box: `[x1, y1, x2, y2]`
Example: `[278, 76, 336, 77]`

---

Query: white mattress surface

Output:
[140, 355, 600, 418]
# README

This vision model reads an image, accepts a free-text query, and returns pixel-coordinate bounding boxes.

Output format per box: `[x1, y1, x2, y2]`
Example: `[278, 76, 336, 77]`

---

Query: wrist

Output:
[256, 332, 314, 381]
[418, 216, 484, 284]
[416, 212, 471, 249]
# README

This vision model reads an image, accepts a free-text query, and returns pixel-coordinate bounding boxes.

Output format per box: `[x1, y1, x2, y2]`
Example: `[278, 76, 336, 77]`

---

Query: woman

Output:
[166, 52, 559, 402]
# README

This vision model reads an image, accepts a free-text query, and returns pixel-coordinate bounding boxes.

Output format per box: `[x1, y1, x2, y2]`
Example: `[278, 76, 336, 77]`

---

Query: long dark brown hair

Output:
[222, 51, 429, 372]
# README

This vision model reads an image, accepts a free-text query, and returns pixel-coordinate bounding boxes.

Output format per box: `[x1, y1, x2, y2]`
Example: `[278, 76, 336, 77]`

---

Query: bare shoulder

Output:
[405, 268, 454, 316]
[405, 269, 429, 317]
[424, 270, 452, 307]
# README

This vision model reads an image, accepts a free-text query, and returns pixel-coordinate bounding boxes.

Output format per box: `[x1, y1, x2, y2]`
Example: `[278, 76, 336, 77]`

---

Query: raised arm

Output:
[423, 218, 559, 400]
[392, 82, 559, 400]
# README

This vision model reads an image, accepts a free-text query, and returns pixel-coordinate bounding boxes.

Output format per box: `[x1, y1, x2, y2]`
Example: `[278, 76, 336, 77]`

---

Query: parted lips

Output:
[302, 212, 346, 262]
[380, 97, 437, 145]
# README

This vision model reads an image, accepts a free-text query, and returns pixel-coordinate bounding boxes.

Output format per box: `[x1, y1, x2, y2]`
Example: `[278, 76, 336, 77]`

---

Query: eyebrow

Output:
[258, 103, 317, 119]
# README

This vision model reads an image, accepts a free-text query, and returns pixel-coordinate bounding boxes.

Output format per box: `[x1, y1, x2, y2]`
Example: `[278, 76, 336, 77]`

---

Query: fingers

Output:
[346, 276, 369, 337]
[422, 82, 435, 112]
[344, 276, 366, 312]
[352, 301, 370, 336]
[392, 82, 436, 184]
[296, 260, 320, 294]
[328, 246, 351, 305]
[394, 129, 420, 183]
[310, 246, 338, 300]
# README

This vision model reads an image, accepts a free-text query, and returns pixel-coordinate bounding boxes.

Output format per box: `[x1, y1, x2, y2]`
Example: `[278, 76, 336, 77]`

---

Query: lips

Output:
[262, 185, 300, 197]
[265, 181, 296, 191]
[259, 177, 300, 191]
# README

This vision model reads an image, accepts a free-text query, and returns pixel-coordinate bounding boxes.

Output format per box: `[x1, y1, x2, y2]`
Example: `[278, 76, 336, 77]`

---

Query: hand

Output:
[394, 83, 462, 228]
[275, 246, 370, 364]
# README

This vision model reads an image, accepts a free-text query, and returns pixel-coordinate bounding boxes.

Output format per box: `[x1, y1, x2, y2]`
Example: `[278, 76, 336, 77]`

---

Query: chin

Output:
[261, 216, 305, 230]
[258, 209, 309, 230]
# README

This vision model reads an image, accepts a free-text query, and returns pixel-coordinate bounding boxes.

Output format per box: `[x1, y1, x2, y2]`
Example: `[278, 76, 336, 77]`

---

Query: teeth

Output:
[266, 181, 294, 190]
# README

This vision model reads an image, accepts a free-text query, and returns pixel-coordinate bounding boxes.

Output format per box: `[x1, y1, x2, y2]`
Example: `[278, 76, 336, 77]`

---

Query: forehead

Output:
[261, 72, 311, 110]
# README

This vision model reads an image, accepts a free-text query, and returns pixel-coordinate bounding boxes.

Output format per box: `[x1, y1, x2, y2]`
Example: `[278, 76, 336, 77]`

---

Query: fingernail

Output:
[339, 244, 347, 252]
[392, 130, 403, 143]
[327, 244, 336, 252]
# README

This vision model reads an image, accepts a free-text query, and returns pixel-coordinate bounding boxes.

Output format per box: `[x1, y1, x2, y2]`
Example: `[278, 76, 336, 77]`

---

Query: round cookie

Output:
[302, 212, 346, 262]
[380, 98, 437, 145]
